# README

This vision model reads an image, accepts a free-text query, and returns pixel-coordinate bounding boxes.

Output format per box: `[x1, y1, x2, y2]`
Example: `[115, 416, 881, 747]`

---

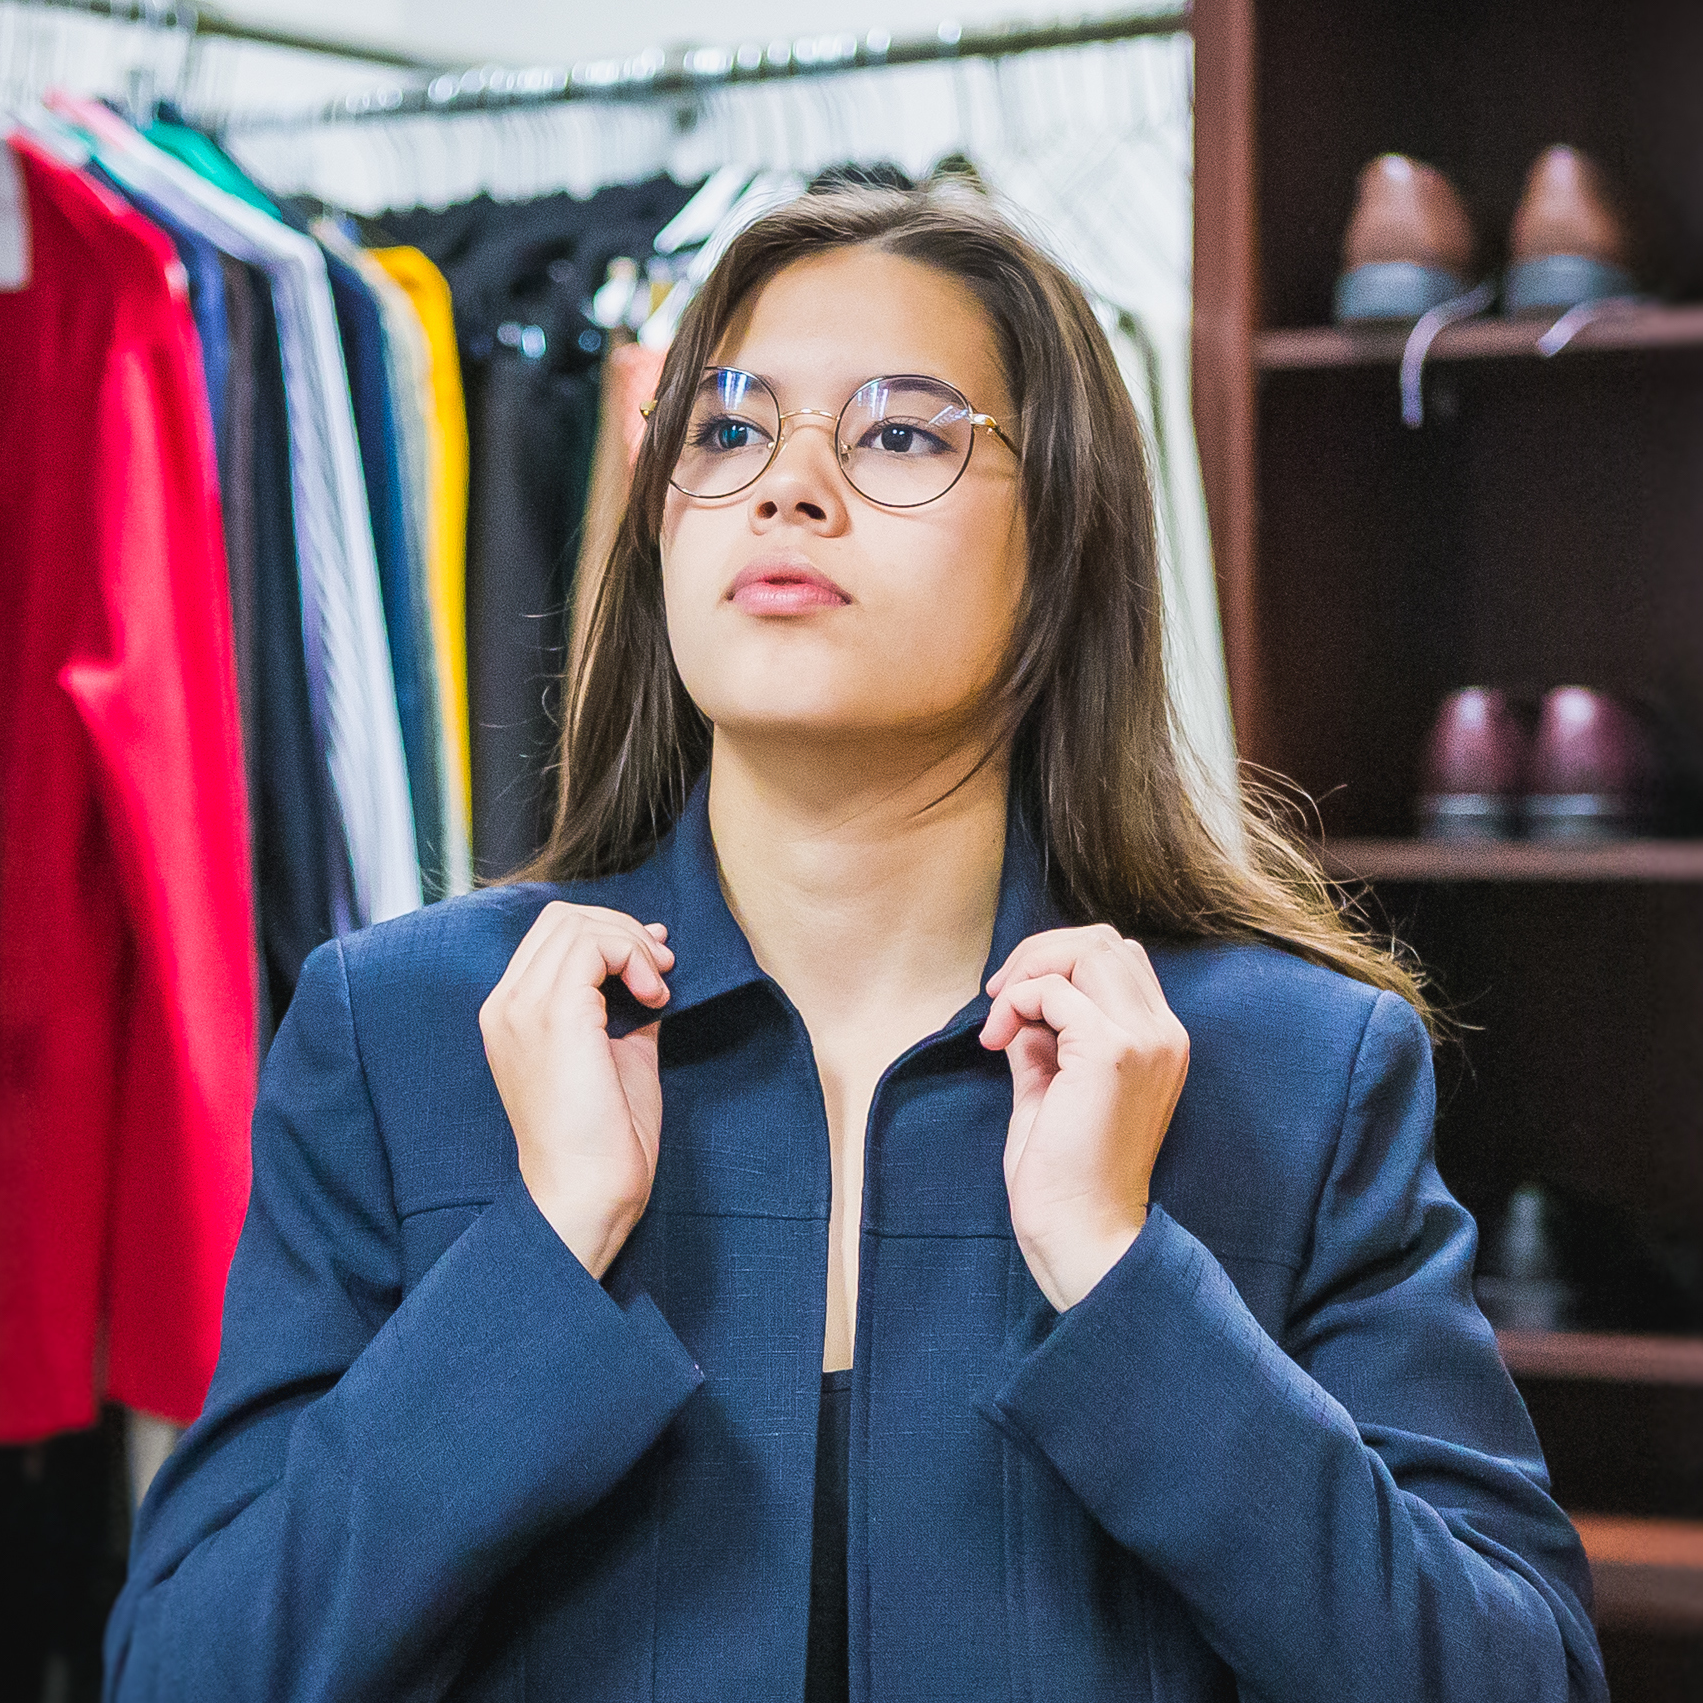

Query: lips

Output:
[727, 557, 850, 614]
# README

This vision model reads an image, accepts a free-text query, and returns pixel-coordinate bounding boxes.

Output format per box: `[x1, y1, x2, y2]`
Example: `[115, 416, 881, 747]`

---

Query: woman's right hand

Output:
[479, 903, 675, 1279]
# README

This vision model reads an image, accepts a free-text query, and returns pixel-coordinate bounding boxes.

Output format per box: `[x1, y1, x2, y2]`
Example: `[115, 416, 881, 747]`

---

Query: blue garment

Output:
[104, 774, 1607, 1702]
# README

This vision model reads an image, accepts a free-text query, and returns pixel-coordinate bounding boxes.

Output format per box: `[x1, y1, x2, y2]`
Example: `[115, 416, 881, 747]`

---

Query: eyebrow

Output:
[709, 364, 965, 393]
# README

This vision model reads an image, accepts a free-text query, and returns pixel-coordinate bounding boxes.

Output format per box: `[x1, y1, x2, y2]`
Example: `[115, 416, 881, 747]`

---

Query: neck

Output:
[706, 730, 1011, 1034]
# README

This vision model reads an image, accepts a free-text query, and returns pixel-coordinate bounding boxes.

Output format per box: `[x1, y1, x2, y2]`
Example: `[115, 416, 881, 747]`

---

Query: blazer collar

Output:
[602, 770, 1066, 1029]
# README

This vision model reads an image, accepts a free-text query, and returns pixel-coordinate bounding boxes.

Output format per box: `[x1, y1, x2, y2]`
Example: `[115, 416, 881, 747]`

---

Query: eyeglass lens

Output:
[674, 368, 982, 508]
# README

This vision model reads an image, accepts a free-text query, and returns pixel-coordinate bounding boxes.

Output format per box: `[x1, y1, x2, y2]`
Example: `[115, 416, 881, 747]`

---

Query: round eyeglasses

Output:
[643, 367, 1018, 509]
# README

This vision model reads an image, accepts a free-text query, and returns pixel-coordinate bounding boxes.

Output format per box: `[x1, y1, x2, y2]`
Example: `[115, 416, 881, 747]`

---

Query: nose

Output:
[750, 410, 846, 528]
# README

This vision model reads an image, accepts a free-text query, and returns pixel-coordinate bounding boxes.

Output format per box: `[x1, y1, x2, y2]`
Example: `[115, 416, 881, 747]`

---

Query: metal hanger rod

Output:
[14, 0, 455, 71]
[226, 6, 1192, 131]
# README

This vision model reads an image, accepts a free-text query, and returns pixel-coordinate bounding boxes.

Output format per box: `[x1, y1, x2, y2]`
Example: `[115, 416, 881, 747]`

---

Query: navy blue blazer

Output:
[105, 776, 1608, 1701]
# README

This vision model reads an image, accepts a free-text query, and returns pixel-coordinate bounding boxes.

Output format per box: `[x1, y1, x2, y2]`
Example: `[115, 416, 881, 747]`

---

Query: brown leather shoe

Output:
[1504, 146, 1639, 315]
[1334, 154, 1477, 323]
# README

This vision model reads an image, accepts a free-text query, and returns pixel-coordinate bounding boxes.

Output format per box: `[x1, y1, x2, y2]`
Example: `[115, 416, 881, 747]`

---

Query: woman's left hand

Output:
[979, 926, 1190, 1312]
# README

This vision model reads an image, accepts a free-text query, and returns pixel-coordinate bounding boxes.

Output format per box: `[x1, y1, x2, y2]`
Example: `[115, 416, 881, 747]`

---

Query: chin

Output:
[697, 694, 869, 735]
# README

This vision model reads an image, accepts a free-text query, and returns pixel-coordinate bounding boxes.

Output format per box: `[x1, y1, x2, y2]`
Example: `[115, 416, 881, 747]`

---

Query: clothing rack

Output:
[222, 7, 1193, 131]
[12, 0, 450, 70]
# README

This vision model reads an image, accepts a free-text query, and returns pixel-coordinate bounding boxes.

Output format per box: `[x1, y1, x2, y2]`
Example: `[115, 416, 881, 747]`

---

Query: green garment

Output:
[145, 120, 280, 218]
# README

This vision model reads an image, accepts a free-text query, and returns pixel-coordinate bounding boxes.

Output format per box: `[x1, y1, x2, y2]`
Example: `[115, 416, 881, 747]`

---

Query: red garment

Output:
[0, 132, 258, 1441]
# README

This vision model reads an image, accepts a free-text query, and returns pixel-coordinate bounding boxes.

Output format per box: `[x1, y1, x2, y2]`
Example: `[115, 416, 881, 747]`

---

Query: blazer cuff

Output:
[325, 1171, 704, 1555]
[972, 1203, 1316, 1550]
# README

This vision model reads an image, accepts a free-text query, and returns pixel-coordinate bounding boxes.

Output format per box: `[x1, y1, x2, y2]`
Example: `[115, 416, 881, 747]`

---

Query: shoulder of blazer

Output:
[318, 874, 666, 1211]
[1145, 934, 1397, 1059]
[1140, 937, 1428, 1273]
[334, 868, 662, 1012]
[1144, 934, 1424, 1151]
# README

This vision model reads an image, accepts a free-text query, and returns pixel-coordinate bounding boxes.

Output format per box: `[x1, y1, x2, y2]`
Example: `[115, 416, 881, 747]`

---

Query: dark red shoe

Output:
[1525, 687, 1656, 839]
[1418, 688, 1528, 839]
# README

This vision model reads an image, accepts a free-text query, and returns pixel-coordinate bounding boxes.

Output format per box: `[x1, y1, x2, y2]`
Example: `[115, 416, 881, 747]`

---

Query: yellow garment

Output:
[368, 247, 473, 851]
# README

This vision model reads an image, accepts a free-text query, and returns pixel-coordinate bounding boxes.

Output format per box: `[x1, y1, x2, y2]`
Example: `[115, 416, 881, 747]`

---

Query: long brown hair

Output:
[518, 186, 1434, 1032]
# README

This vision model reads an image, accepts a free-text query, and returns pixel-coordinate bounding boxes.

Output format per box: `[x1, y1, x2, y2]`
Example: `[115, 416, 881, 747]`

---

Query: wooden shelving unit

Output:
[1195, 3, 1703, 1693]
[1499, 1331, 1703, 1387]
[1576, 1517, 1703, 1630]
[1318, 839, 1703, 884]
[1257, 302, 1703, 370]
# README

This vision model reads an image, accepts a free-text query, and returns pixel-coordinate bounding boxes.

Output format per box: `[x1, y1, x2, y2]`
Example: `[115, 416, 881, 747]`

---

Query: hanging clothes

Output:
[345, 237, 473, 896]
[146, 111, 277, 218]
[58, 95, 423, 927]
[368, 244, 475, 886]
[316, 227, 451, 901]
[0, 130, 257, 1440]
[220, 253, 352, 1032]
[376, 175, 701, 879]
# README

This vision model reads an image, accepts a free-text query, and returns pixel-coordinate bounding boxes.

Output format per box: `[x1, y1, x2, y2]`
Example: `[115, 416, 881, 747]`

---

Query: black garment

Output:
[373, 177, 700, 879]
[221, 257, 352, 1040]
[459, 353, 597, 878]
[216, 252, 268, 1046]
[804, 1368, 852, 1703]
[373, 178, 699, 357]
[0, 1406, 129, 1703]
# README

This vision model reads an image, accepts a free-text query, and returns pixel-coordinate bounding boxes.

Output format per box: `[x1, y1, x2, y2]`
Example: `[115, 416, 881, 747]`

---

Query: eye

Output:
[857, 418, 951, 456]
[688, 414, 772, 454]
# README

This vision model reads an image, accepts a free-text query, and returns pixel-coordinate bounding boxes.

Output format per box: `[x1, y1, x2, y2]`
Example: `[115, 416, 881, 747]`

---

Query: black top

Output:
[804, 1368, 852, 1702]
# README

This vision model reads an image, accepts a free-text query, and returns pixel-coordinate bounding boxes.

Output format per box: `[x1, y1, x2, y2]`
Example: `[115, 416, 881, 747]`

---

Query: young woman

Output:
[105, 188, 1607, 1703]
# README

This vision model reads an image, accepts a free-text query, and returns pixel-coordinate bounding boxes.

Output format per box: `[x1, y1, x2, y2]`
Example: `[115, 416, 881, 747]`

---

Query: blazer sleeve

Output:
[975, 988, 1608, 1703]
[103, 937, 704, 1703]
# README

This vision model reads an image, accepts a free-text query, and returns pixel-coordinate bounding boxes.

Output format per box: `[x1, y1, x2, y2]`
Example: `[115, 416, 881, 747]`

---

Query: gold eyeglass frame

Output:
[638, 367, 1018, 509]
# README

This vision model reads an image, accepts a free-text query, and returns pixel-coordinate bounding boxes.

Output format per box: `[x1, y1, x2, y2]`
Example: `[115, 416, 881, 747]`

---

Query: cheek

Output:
[914, 505, 1027, 677]
[659, 499, 737, 697]
[659, 494, 727, 620]
[657, 488, 691, 579]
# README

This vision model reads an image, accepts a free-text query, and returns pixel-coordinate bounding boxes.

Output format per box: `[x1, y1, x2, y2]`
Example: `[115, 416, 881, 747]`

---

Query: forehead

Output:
[713, 246, 1010, 409]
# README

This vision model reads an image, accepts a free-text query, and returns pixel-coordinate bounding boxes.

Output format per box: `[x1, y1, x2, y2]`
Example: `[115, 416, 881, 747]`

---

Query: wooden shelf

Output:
[1256, 303, 1703, 371]
[1197, 5, 1703, 1680]
[1574, 1516, 1703, 1630]
[1316, 838, 1703, 884]
[1499, 1331, 1703, 1387]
